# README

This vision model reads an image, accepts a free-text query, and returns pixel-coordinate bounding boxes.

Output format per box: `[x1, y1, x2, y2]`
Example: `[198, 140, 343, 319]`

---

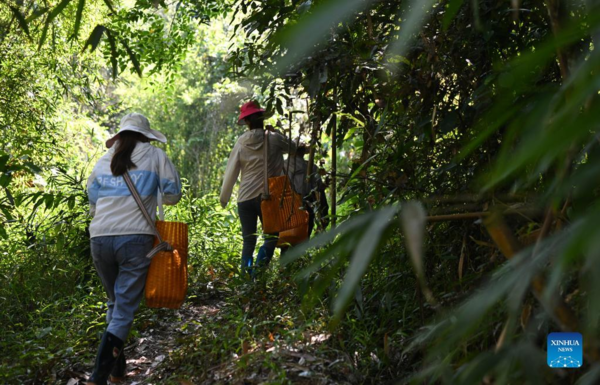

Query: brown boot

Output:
[109, 350, 126, 382]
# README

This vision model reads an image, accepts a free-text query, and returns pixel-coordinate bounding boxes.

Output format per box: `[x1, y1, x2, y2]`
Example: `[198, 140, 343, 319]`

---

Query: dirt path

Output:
[64, 297, 224, 385]
[119, 300, 226, 384]
[65, 289, 356, 385]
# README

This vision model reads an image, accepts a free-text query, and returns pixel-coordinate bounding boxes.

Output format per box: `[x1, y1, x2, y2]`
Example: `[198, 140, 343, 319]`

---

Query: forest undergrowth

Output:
[0, 176, 514, 384]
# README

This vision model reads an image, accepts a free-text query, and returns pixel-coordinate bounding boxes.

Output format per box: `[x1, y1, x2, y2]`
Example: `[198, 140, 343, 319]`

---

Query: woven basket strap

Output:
[263, 129, 270, 199]
[123, 172, 172, 258]
[147, 241, 173, 259]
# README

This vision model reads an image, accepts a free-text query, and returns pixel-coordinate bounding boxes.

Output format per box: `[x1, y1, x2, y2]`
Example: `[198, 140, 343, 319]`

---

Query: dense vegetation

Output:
[2, 0, 600, 383]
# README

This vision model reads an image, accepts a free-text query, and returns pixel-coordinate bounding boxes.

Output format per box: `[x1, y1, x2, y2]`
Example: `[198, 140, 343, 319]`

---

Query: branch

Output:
[426, 207, 542, 222]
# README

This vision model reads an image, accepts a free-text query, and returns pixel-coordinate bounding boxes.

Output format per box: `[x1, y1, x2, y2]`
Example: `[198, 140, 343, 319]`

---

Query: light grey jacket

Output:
[220, 129, 296, 207]
[87, 142, 182, 238]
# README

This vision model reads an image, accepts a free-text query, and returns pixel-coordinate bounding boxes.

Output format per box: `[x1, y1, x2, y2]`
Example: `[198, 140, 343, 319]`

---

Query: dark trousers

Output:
[307, 205, 315, 237]
[237, 196, 279, 268]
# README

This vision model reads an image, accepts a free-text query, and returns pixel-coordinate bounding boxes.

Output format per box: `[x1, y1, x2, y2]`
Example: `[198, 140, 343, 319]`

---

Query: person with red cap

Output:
[220, 101, 297, 274]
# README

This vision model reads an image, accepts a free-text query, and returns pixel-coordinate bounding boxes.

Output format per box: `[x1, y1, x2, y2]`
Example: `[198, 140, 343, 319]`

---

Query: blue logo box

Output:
[547, 332, 582, 368]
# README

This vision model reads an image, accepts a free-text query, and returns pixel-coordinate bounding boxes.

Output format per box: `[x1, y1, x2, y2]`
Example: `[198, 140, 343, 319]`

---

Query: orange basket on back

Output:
[145, 221, 188, 309]
[277, 221, 308, 247]
[261, 176, 309, 234]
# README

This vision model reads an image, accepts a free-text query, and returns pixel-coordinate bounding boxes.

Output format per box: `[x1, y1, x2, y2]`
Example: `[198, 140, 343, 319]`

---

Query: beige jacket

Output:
[220, 129, 296, 207]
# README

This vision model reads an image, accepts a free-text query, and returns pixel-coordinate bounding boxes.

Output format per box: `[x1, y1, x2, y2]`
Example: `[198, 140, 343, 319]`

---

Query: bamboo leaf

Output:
[121, 39, 142, 77]
[442, 0, 464, 30]
[400, 201, 426, 280]
[26, 7, 49, 23]
[333, 206, 398, 319]
[400, 201, 437, 304]
[82, 25, 106, 53]
[4, 187, 14, 207]
[273, 0, 374, 72]
[409, 234, 562, 355]
[0, 174, 11, 188]
[9, 6, 31, 41]
[457, 12, 600, 164]
[0, 155, 9, 171]
[103, 0, 117, 14]
[295, 230, 360, 280]
[71, 0, 86, 40]
[280, 210, 376, 266]
[105, 29, 118, 78]
[0, 205, 14, 220]
[47, 0, 72, 24]
[38, 17, 51, 50]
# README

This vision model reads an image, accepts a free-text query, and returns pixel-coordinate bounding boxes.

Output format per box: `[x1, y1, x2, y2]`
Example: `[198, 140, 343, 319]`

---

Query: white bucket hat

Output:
[106, 112, 167, 148]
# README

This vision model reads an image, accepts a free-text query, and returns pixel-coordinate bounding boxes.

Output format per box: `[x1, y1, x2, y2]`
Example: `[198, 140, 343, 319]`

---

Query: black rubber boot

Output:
[87, 331, 124, 385]
[109, 350, 126, 383]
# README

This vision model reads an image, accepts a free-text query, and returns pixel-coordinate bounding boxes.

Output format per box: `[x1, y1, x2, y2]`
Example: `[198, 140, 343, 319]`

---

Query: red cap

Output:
[238, 101, 265, 125]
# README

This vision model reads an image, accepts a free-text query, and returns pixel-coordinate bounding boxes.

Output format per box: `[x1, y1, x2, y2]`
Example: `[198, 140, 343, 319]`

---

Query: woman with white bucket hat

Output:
[86, 112, 182, 385]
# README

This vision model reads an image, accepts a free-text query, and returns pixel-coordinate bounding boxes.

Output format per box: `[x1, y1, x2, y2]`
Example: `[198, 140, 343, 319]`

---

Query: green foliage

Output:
[2, 0, 231, 78]
[6, 0, 600, 383]
[0, 168, 102, 383]
[112, 17, 249, 193]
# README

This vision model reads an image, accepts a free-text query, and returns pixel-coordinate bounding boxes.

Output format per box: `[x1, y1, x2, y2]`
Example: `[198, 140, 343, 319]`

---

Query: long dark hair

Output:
[110, 131, 149, 176]
[244, 112, 264, 129]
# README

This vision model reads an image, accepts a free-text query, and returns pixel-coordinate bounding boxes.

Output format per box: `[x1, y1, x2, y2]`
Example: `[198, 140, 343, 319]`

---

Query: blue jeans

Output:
[91, 234, 154, 341]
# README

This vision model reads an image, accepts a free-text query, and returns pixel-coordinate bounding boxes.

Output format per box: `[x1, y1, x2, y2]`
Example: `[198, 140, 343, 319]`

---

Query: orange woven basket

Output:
[277, 221, 308, 247]
[261, 176, 309, 234]
[145, 221, 188, 309]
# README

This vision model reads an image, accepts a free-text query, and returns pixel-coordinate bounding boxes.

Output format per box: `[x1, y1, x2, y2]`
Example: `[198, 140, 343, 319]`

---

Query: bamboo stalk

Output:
[422, 193, 536, 205]
[331, 113, 337, 228]
[544, 0, 570, 79]
[306, 106, 320, 186]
